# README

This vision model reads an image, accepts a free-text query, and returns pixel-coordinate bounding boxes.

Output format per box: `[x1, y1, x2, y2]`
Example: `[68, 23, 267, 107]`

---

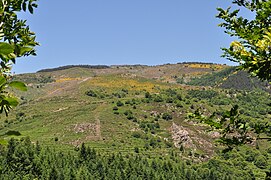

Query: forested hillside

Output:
[0, 137, 266, 179]
[187, 66, 271, 93]
[1, 63, 271, 179]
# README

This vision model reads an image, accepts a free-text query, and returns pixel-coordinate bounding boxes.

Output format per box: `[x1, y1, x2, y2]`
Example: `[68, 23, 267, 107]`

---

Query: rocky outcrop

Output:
[170, 123, 196, 149]
[170, 123, 214, 157]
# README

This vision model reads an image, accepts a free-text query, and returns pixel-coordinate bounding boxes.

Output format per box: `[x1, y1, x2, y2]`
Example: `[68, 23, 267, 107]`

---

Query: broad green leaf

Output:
[9, 81, 27, 91]
[20, 47, 33, 56]
[28, 4, 34, 14]
[0, 42, 14, 55]
[0, 76, 6, 87]
[8, 53, 16, 59]
[4, 96, 19, 106]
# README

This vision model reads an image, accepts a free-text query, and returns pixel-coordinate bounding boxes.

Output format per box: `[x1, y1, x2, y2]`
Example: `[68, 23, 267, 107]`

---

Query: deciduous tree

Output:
[0, 0, 38, 115]
[217, 0, 271, 81]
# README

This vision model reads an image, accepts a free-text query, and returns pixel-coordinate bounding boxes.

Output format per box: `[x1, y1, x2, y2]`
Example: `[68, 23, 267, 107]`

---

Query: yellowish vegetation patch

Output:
[56, 77, 81, 83]
[87, 77, 166, 92]
[186, 64, 224, 70]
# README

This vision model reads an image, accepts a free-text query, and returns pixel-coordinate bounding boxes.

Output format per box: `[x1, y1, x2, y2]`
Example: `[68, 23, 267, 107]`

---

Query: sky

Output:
[13, 0, 253, 74]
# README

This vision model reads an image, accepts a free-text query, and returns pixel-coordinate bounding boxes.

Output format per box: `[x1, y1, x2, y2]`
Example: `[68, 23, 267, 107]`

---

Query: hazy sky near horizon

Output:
[13, 0, 253, 73]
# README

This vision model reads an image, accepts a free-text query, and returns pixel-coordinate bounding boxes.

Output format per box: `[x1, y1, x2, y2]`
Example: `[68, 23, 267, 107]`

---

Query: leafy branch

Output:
[0, 0, 38, 116]
[217, 0, 271, 81]
[188, 105, 271, 150]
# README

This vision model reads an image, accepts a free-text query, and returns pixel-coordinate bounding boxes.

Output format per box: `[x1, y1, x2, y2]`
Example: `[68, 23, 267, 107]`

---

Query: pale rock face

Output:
[170, 123, 195, 149]
[170, 122, 214, 159]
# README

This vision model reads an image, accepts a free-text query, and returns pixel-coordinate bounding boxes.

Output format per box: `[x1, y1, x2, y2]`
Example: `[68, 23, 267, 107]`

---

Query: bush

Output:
[176, 102, 183, 108]
[162, 113, 173, 120]
[132, 132, 141, 138]
[177, 94, 183, 101]
[255, 155, 267, 169]
[124, 110, 133, 116]
[127, 114, 134, 120]
[116, 101, 124, 107]
[112, 106, 118, 111]
[153, 95, 163, 102]
[85, 90, 97, 97]
[164, 141, 173, 148]
[134, 147, 139, 153]
[166, 97, 174, 103]
[145, 92, 151, 98]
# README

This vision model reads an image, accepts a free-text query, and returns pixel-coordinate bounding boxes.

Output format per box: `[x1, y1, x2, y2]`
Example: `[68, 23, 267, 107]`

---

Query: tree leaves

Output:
[217, 0, 271, 81]
[0, 96, 19, 116]
[190, 105, 252, 149]
[0, 43, 14, 56]
[0, 76, 6, 87]
[0, 0, 38, 116]
[9, 81, 27, 91]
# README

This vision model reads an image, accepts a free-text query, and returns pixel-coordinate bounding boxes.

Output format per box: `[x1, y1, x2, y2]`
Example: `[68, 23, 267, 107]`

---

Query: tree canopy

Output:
[217, 0, 271, 81]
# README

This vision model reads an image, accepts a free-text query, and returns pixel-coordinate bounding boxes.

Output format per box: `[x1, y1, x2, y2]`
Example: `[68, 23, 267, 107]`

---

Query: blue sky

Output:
[13, 0, 252, 73]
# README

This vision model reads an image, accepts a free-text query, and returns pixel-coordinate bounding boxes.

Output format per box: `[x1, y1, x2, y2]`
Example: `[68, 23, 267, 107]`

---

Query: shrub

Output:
[162, 113, 173, 120]
[255, 155, 267, 169]
[132, 132, 141, 138]
[116, 101, 124, 107]
[112, 106, 118, 111]
[134, 147, 139, 153]
[85, 90, 97, 97]
[177, 94, 183, 101]
[176, 102, 183, 108]
[154, 95, 163, 102]
[166, 97, 174, 103]
[124, 110, 133, 116]
[145, 92, 151, 98]
[165, 141, 173, 148]
[127, 114, 134, 120]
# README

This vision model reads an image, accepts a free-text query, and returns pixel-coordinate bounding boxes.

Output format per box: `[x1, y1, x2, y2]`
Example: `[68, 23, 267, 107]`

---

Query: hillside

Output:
[1, 62, 271, 178]
[187, 66, 271, 92]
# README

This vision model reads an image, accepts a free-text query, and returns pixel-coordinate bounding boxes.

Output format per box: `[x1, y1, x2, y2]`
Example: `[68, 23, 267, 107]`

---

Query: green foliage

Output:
[217, 0, 271, 81]
[116, 101, 124, 107]
[112, 106, 118, 111]
[85, 89, 97, 97]
[190, 104, 271, 150]
[134, 147, 139, 153]
[162, 113, 172, 121]
[131, 131, 142, 138]
[14, 74, 55, 84]
[187, 66, 236, 86]
[5, 130, 21, 136]
[0, 138, 266, 179]
[37, 65, 110, 73]
[145, 91, 151, 98]
[153, 95, 163, 102]
[187, 89, 218, 100]
[0, 0, 38, 116]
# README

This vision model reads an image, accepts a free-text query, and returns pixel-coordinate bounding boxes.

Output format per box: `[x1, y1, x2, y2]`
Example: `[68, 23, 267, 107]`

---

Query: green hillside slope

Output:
[1, 63, 271, 178]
